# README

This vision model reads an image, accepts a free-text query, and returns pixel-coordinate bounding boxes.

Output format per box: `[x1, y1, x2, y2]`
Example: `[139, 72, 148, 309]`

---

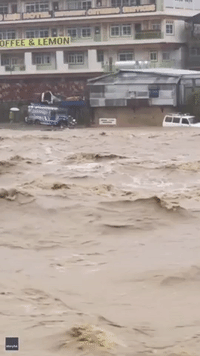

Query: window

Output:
[122, 0, 136, 5]
[173, 117, 180, 123]
[11, 4, 18, 13]
[81, 27, 91, 38]
[110, 25, 120, 37]
[0, 5, 8, 14]
[119, 52, 133, 61]
[68, 53, 84, 65]
[51, 28, 57, 37]
[35, 54, 51, 65]
[26, 30, 35, 38]
[182, 118, 189, 125]
[162, 52, 170, 61]
[1, 57, 18, 66]
[82, 1, 92, 9]
[68, 1, 78, 10]
[25, 2, 49, 13]
[97, 50, 104, 63]
[111, 0, 121, 7]
[40, 29, 49, 37]
[68, 28, 77, 38]
[152, 23, 161, 31]
[165, 116, 172, 123]
[166, 22, 174, 35]
[53, 2, 59, 11]
[150, 51, 157, 61]
[149, 89, 159, 98]
[11, 58, 18, 65]
[1, 58, 10, 66]
[122, 25, 131, 36]
[26, 29, 49, 38]
[0, 31, 16, 39]
[190, 47, 200, 56]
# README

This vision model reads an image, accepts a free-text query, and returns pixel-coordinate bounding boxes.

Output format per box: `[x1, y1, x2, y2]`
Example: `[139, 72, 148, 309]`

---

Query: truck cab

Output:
[163, 113, 200, 128]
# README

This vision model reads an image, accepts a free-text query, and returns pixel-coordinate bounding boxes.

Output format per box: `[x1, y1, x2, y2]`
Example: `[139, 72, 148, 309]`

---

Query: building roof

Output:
[88, 68, 200, 86]
[123, 68, 200, 76]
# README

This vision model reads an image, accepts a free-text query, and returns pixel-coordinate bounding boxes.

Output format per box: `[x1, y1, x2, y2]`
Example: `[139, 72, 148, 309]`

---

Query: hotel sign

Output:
[23, 11, 51, 19]
[0, 4, 156, 22]
[0, 36, 70, 48]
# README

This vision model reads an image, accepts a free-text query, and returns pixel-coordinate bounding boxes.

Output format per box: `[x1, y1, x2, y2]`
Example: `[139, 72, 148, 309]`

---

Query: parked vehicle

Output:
[163, 113, 200, 127]
[24, 104, 77, 128]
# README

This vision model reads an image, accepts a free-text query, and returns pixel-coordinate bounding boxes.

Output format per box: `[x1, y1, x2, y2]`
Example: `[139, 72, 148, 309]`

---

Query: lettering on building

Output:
[23, 12, 51, 20]
[0, 36, 70, 49]
[123, 4, 156, 13]
[55, 10, 86, 17]
[3, 13, 21, 21]
[88, 7, 120, 15]
[99, 118, 117, 125]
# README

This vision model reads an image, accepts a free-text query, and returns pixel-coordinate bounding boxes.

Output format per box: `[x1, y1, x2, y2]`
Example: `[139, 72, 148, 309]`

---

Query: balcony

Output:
[135, 30, 163, 40]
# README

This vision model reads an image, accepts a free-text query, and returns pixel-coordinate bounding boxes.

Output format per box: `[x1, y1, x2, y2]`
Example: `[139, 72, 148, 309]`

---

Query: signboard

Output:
[123, 4, 156, 13]
[0, 36, 70, 49]
[99, 118, 117, 125]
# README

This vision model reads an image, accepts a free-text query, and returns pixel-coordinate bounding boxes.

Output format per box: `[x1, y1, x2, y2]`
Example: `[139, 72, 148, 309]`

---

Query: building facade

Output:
[0, 0, 199, 101]
[185, 13, 200, 70]
[88, 68, 200, 126]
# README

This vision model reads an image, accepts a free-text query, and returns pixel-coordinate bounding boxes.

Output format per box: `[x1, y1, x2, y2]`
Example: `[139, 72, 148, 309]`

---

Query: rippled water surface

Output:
[0, 127, 200, 356]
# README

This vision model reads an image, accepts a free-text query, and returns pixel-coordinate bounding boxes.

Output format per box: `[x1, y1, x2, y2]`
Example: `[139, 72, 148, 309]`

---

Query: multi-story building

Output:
[0, 0, 199, 102]
[185, 13, 200, 71]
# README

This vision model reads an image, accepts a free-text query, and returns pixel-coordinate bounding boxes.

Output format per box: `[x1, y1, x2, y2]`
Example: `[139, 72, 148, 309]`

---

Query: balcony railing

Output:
[135, 30, 163, 40]
[36, 64, 56, 70]
[4, 65, 26, 72]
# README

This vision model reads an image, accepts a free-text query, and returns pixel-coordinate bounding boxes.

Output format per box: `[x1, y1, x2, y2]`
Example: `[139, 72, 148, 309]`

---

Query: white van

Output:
[163, 113, 200, 128]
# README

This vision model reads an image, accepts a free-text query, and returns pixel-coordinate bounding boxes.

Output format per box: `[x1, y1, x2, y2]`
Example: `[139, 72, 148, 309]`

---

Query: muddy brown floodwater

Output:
[0, 126, 200, 356]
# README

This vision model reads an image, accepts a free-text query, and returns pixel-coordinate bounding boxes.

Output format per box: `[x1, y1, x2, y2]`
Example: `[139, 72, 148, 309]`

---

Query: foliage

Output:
[186, 89, 200, 117]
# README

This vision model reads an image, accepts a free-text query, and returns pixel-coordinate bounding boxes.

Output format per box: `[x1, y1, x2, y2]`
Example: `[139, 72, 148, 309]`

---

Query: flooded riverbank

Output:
[0, 127, 199, 356]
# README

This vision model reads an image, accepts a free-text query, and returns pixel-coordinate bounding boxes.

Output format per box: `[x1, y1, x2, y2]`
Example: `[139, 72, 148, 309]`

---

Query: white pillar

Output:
[56, 51, 69, 72]
[0, 54, 6, 74]
[25, 52, 37, 73]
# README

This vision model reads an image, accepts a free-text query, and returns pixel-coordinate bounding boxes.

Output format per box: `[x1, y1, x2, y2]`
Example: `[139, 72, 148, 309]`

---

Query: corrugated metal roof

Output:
[88, 68, 200, 86]
[88, 72, 180, 85]
[120, 68, 200, 76]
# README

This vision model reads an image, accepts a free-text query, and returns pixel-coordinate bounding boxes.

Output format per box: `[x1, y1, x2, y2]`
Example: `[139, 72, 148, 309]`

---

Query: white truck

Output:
[163, 113, 200, 128]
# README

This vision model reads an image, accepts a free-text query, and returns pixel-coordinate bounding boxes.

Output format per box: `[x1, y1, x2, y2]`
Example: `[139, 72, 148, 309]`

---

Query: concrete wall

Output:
[93, 106, 175, 127]
[0, 77, 88, 101]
